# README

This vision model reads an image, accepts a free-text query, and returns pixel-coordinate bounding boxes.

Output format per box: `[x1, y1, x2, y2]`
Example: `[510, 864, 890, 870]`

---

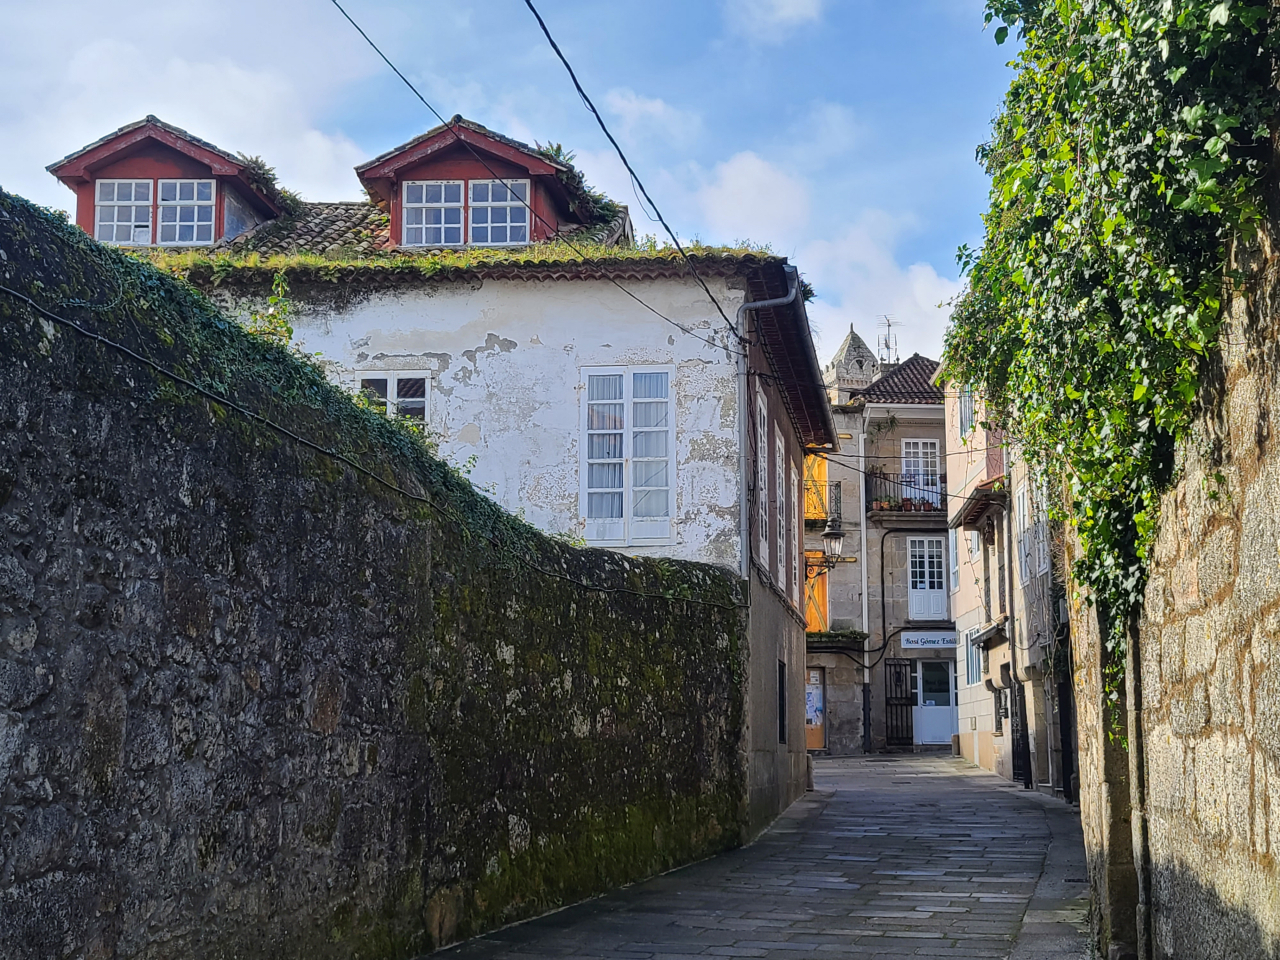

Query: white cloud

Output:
[0, 0, 377, 212]
[603, 88, 702, 146]
[724, 0, 825, 42]
[696, 152, 810, 247]
[799, 212, 961, 363]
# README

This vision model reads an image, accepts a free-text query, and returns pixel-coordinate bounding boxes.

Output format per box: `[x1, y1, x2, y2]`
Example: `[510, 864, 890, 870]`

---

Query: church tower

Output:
[822, 324, 880, 404]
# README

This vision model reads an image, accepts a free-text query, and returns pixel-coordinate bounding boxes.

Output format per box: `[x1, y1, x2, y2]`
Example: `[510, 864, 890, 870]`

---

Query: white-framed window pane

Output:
[589, 462, 624, 489]
[157, 179, 215, 246]
[633, 489, 668, 518]
[470, 179, 531, 246]
[589, 373, 623, 401]
[632, 431, 667, 458]
[588, 492, 624, 519]
[634, 461, 668, 488]
[94, 180, 152, 245]
[403, 180, 464, 247]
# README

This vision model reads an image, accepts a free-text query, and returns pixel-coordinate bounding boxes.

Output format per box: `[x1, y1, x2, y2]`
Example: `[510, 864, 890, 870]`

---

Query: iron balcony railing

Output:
[804, 480, 841, 525]
[866, 472, 945, 513]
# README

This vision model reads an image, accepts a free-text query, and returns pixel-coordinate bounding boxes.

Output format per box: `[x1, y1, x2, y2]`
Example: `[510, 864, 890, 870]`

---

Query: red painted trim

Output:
[50, 125, 241, 181]
[357, 126, 560, 181]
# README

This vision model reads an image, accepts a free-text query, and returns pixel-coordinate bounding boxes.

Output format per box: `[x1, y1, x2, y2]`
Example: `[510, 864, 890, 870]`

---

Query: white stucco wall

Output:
[221, 277, 748, 571]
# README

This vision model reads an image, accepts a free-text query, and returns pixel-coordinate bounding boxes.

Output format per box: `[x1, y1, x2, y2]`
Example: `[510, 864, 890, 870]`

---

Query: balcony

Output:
[866, 472, 946, 514]
[804, 480, 842, 526]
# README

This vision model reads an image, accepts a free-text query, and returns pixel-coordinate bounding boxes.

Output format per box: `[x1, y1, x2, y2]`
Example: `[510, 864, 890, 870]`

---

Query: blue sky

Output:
[1, 0, 1014, 360]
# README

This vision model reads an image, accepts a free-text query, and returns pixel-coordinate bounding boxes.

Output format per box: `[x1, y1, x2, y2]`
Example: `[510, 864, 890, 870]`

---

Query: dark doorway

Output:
[885, 658, 914, 747]
[1058, 680, 1077, 803]
[1010, 682, 1033, 788]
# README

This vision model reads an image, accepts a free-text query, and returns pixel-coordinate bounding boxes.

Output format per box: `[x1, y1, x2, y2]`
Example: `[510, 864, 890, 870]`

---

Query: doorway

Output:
[885, 659, 914, 747]
[805, 667, 826, 750]
[913, 659, 957, 745]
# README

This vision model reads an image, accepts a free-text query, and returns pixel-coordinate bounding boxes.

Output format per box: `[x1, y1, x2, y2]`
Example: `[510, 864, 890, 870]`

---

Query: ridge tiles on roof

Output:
[854, 353, 942, 404]
[47, 115, 242, 173]
[355, 115, 569, 174]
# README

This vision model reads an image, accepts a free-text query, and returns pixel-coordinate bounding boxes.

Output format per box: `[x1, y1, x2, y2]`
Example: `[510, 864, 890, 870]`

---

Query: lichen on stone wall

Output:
[0, 191, 749, 960]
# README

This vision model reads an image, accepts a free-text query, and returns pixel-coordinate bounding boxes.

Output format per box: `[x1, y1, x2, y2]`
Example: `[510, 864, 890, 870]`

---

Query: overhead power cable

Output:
[326, 0, 741, 358]
[520, 0, 745, 344]
[0, 282, 743, 611]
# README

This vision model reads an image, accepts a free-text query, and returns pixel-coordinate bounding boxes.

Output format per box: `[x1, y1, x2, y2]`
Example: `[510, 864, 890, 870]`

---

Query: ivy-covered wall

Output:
[0, 192, 749, 960]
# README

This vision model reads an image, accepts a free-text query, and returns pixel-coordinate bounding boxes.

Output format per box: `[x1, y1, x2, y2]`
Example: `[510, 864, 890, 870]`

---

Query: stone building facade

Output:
[1073, 241, 1280, 957]
[803, 342, 957, 755]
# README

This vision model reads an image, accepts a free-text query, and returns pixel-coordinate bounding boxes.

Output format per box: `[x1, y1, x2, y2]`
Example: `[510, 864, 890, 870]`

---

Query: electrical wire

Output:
[0, 281, 744, 611]
[326, 0, 743, 359]
[521, 0, 744, 345]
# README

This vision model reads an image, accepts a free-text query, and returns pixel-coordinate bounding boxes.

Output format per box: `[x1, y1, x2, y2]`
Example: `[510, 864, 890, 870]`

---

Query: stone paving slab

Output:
[437, 756, 1091, 960]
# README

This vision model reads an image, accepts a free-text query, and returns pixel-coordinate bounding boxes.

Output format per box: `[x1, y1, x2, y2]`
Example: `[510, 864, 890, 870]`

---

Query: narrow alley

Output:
[442, 757, 1089, 960]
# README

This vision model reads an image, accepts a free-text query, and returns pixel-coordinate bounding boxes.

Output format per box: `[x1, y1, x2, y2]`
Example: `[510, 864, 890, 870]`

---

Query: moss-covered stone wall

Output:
[0, 193, 748, 960]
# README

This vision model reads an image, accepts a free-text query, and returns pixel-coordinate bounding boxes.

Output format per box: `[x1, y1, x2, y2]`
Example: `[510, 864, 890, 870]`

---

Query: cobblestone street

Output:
[442, 756, 1089, 960]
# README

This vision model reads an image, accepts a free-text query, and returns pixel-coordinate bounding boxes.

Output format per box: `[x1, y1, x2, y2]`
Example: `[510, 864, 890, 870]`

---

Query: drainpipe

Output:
[860, 427, 871, 754]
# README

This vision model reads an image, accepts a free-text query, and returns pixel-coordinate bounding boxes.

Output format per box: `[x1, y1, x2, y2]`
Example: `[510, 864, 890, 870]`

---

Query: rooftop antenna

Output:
[876, 315, 899, 364]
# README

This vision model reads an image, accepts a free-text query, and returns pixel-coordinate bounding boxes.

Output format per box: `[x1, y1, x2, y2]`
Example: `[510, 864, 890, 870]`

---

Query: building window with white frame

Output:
[1016, 485, 1032, 584]
[755, 389, 769, 566]
[965, 627, 983, 685]
[403, 181, 464, 246]
[582, 367, 674, 545]
[958, 384, 976, 436]
[158, 180, 215, 244]
[901, 439, 941, 507]
[908, 536, 947, 620]
[775, 435, 786, 585]
[470, 180, 529, 245]
[356, 373, 430, 422]
[95, 180, 152, 245]
[949, 528, 960, 593]
[790, 461, 801, 604]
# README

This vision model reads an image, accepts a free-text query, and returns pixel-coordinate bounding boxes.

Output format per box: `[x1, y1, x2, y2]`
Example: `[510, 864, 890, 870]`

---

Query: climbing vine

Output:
[944, 1, 1276, 697]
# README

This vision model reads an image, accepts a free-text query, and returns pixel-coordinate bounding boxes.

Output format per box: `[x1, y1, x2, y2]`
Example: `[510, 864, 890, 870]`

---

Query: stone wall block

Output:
[1183, 612, 1216, 678]
[1171, 555, 1202, 615]
[1197, 526, 1238, 604]
[1210, 645, 1245, 729]
[1233, 457, 1280, 622]
[1170, 679, 1210, 735]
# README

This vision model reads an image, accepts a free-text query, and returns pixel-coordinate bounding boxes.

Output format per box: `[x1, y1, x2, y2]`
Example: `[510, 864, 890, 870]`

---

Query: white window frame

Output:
[775, 434, 786, 585]
[469, 179, 531, 246]
[95, 179, 153, 246]
[901, 438, 941, 507]
[580, 365, 676, 547]
[958, 385, 976, 436]
[1016, 484, 1032, 584]
[1032, 482, 1051, 575]
[157, 179, 216, 246]
[350, 371, 432, 423]
[755, 389, 769, 567]
[964, 627, 984, 686]
[908, 536, 947, 621]
[402, 180, 465, 247]
[790, 461, 801, 605]
[949, 528, 960, 594]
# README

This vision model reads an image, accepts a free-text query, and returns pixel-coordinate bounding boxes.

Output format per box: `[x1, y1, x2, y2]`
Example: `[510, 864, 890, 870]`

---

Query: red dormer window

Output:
[49, 116, 282, 248]
[403, 181, 463, 245]
[469, 180, 529, 245]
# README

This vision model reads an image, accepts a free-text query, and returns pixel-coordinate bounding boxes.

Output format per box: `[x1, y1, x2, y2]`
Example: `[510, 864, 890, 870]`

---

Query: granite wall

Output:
[0, 193, 749, 960]
[1071, 230, 1280, 959]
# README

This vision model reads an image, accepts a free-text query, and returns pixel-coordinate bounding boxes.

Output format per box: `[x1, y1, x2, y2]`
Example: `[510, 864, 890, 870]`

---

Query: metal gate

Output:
[1011, 683, 1033, 788]
[885, 658, 914, 747]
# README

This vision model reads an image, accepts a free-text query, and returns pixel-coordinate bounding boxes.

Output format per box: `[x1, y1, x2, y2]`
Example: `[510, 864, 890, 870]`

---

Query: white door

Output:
[908, 538, 947, 620]
[914, 660, 958, 744]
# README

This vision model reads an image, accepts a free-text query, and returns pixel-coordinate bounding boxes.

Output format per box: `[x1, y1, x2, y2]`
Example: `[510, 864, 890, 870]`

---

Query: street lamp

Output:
[821, 518, 845, 561]
[806, 519, 848, 579]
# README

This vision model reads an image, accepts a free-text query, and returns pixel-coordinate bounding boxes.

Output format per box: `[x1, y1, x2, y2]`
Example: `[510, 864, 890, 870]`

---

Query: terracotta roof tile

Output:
[220, 202, 392, 256]
[853, 353, 942, 404]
